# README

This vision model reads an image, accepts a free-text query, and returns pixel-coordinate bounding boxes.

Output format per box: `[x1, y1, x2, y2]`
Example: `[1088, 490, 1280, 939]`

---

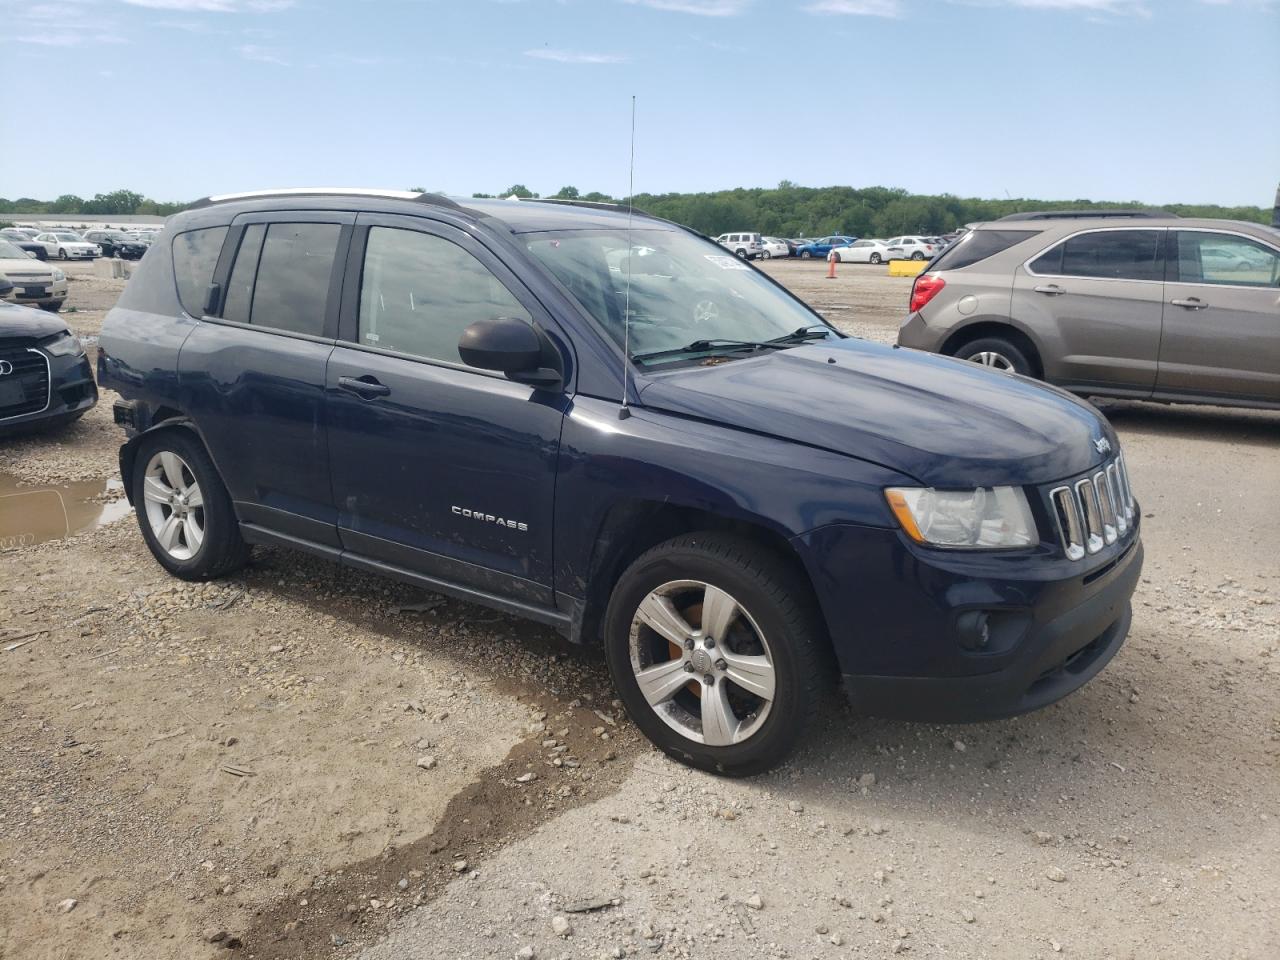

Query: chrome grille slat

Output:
[1053, 455, 1134, 561]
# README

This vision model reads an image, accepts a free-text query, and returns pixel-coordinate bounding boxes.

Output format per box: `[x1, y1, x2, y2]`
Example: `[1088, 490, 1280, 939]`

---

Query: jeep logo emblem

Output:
[1093, 437, 1111, 455]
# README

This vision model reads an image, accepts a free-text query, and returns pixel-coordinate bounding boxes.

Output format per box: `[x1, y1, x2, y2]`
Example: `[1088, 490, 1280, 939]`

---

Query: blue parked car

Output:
[98, 189, 1141, 776]
[0, 300, 97, 436]
[795, 235, 858, 259]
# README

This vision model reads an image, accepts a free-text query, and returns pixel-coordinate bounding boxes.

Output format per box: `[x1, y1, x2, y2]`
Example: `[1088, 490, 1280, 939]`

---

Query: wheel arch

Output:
[939, 318, 1046, 379]
[118, 410, 207, 505]
[572, 499, 827, 652]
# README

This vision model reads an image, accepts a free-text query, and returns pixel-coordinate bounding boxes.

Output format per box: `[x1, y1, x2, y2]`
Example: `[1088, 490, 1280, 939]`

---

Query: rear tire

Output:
[953, 335, 1034, 376]
[38, 301, 62, 313]
[604, 533, 825, 777]
[870, 253, 882, 264]
[131, 429, 249, 581]
[911, 251, 925, 261]
[800, 250, 812, 259]
[762, 251, 771, 259]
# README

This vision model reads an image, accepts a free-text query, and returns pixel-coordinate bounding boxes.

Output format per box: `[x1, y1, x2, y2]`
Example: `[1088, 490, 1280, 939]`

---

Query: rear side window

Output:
[357, 227, 532, 365]
[172, 226, 228, 317]
[931, 229, 1036, 271]
[220, 222, 341, 336]
[1174, 231, 1280, 288]
[1031, 229, 1163, 281]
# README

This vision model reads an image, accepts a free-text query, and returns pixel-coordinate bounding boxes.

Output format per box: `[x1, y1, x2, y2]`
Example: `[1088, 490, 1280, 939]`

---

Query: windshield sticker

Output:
[704, 255, 750, 271]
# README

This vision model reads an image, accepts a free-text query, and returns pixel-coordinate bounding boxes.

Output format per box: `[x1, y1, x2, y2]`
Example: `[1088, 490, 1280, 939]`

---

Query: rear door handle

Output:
[1170, 298, 1208, 310]
[337, 375, 391, 399]
[1033, 284, 1066, 296]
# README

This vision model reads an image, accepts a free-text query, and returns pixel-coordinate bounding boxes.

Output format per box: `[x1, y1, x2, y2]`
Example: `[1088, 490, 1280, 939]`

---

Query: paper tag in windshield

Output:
[705, 255, 750, 271]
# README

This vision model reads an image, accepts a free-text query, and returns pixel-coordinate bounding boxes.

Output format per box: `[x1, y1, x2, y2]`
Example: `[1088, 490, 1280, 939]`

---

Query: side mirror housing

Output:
[458, 318, 563, 390]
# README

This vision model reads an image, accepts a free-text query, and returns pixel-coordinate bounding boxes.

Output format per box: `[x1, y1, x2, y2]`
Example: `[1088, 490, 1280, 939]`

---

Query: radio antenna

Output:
[619, 95, 636, 421]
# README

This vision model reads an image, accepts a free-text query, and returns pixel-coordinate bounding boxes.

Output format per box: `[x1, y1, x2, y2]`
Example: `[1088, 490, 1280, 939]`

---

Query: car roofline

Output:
[189, 187, 465, 212]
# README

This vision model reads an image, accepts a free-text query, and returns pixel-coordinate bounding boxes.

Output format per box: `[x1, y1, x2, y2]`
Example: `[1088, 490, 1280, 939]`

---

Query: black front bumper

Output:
[0, 351, 98, 437]
[843, 537, 1142, 723]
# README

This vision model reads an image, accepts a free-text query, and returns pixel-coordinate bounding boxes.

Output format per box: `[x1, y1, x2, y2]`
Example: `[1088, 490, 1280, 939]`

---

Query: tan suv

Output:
[896, 212, 1280, 409]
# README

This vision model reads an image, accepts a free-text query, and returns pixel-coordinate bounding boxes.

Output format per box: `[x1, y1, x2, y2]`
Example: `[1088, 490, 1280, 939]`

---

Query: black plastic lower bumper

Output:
[843, 539, 1142, 723]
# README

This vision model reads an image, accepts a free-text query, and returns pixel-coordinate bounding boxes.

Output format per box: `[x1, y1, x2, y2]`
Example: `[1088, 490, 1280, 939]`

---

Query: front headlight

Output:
[885, 486, 1037, 549]
[51, 268, 65, 281]
[42, 331, 85, 358]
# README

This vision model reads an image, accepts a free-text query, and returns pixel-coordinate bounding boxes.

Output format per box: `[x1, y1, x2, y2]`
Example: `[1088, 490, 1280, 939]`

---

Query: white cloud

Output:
[622, 0, 751, 15]
[524, 48, 628, 64]
[238, 42, 288, 64]
[804, 0, 903, 14]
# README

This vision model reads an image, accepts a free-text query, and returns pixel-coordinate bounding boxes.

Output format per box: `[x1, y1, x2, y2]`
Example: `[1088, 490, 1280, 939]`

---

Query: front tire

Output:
[800, 250, 812, 259]
[131, 430, 249, 581]
[870, 252, 882, 264]
[57, 248, 68, 260]
[604, 533, 825, 777]
[38, 301, 62, 313]
[761, 251, 771, 259]
[953, 336, 1034, 376]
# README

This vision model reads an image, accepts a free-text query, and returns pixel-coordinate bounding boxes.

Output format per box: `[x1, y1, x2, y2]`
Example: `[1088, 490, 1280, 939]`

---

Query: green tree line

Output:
[0, 189, 187, 217]
[485, 182, 1270, 238]
[3, 184, 1269, 237]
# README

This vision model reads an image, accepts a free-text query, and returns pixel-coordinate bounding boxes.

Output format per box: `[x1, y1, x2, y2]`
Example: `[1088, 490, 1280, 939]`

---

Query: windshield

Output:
[526, 229, 833, 364]
[0, 239, 33, 259]
[55, 233, 81, 241]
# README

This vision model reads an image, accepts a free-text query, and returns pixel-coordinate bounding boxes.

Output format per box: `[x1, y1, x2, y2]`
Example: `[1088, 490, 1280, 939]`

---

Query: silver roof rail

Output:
[189, 187, 463, 211]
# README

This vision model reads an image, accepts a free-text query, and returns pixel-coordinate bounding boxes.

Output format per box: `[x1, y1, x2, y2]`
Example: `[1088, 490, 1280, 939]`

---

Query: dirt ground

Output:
[1, 257, 1277, 960]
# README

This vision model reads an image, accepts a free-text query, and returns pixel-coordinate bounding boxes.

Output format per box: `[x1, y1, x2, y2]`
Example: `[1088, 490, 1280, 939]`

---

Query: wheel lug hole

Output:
[684, 639, 694, 651]
[704, 675, 715, 686]
[715, 659, 727, 672]
[683, 663, 694, 673]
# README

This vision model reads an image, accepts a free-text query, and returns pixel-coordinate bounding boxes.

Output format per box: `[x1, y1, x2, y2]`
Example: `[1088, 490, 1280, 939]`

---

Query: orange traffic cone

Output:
[826, 249, 837, 279]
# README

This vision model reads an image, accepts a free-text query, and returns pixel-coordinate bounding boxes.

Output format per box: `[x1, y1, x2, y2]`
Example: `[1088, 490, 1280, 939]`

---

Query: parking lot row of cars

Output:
[714, 231, 954, 262]
[0, 225, 157, 261]
[0, 225, 157, 315]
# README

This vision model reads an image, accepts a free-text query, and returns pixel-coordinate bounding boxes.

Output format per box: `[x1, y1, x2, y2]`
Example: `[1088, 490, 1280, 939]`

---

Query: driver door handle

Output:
[338, 375, 391, 399]
[1170, 298, 1209, 310]
[1033, 284, 1066, 296]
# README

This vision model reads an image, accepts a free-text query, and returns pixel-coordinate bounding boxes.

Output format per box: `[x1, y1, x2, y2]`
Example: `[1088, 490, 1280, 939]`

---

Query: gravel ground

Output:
[1, 256, 1277, 960]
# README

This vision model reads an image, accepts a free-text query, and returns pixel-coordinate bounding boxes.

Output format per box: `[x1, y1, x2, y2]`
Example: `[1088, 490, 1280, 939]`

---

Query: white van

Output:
[714, 232, 765, 260]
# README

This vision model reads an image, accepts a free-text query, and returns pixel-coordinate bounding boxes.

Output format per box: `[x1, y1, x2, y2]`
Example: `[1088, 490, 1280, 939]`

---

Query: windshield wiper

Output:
[766, 324, 836, 345]
[632, 338, 788, 363]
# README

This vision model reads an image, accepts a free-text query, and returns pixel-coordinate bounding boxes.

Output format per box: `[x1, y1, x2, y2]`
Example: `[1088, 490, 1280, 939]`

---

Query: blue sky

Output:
[2, 0, 1277, 206]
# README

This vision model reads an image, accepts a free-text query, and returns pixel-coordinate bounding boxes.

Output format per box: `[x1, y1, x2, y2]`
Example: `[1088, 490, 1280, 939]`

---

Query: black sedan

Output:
[0, 301, 97, 436]
[83, 230, 148, 260]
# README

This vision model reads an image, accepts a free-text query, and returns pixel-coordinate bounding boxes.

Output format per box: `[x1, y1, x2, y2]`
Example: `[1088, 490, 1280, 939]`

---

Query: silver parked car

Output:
[896, 212, 1280, 410]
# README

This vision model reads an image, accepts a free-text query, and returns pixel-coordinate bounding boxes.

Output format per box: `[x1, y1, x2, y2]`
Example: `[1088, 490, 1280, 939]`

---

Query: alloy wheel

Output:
[628, 580, 776, 747]
[141, 451, 206, 561]
[967, 351, 1015, 371]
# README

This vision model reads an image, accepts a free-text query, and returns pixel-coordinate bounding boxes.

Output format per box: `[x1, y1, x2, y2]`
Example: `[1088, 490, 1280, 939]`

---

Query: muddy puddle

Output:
[0, 473, 131, 549]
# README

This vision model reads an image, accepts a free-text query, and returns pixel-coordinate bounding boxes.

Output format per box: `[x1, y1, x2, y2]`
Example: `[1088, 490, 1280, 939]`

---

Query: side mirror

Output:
[458, 317, 563, 390]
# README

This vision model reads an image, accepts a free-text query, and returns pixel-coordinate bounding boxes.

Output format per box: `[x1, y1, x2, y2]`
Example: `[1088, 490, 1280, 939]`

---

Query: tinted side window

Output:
[358, 227, 532, 365]
[933, 229, 1037, 271]
[221, 224, 265, 325]
[221, 223, 340, 335]
[250, 223, 341, 336]
[1174, 231, 1280, 288]
[172, 226, 228, 317]
[1040, 230, 1163, 281]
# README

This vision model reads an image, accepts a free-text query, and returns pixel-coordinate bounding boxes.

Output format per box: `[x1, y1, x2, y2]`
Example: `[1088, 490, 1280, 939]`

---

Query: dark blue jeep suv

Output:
[98, 189, 1142, 775]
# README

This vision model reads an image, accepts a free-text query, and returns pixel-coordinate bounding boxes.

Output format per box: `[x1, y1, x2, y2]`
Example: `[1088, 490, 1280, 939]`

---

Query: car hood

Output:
[0, 257, 54, 276]
[0, 301, 66, 339]
[637, 338, 1115, 487]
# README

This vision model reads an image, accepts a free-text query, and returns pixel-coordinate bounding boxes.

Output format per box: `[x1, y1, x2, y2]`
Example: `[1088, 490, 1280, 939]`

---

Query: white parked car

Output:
[34, 231, 99, 261]
[834, 239, 894, 264]
[714, 232, 765, 260]
[760, 237, 790, 259]
[884, 236, 940, 261]
[0, 238, 69, 311]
